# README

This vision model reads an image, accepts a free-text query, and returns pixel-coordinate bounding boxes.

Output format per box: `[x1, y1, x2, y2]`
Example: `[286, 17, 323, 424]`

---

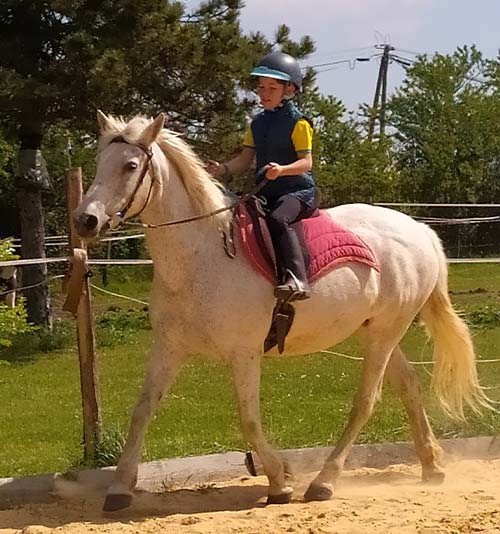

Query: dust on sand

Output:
[1, 458, 499, 534]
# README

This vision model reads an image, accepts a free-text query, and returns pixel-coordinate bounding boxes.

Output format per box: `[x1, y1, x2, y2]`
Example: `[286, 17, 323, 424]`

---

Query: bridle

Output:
[108, 136, 157, 228]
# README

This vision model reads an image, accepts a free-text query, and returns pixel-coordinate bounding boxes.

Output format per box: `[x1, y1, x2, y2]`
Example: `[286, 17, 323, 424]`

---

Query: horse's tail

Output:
[419, 226, 494, 419]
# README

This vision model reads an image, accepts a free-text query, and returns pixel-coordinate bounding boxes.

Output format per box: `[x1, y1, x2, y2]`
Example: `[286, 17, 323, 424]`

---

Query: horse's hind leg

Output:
[103, 346, 186, 511]
[231, 352, 293, 504]
[384, 345, 444, 483]
[304, 337, 397, 502]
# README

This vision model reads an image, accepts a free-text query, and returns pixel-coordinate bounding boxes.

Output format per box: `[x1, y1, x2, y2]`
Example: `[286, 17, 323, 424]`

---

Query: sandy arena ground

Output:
[0, 458, 499, 534]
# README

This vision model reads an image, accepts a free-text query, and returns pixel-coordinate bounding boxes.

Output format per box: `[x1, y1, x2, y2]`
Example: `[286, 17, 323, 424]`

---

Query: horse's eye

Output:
[125, 161, 138, 171]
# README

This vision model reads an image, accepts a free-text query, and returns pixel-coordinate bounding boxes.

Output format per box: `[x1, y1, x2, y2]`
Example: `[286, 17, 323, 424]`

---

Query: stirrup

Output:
[274, 270, 310, 301]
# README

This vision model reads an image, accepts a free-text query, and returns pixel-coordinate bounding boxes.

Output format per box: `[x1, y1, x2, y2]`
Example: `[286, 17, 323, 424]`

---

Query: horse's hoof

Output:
[304, 482, 333, 502]
[422, 468, 445, 485]
[267, 486, 293, 505]
[103, 492, 133, 512]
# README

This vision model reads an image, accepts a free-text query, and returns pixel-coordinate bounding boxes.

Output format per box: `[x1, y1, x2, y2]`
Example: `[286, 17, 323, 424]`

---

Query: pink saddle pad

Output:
[237, 204, 379, 284]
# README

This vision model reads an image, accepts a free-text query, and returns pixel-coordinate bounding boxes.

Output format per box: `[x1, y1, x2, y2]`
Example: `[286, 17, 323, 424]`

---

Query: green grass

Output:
[0, 263, 499, 477]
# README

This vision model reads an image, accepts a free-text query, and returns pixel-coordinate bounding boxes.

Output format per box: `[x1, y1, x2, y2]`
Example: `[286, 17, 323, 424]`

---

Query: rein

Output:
[108, 135, 268, 230]
[123, 181, 266, 229]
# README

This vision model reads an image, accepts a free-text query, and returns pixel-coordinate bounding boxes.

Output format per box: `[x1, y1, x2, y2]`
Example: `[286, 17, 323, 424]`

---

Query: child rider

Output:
[207, 51, 319, 301]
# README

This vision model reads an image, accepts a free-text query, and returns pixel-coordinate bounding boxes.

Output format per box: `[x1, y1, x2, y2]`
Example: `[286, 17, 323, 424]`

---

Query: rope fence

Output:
[374, 202, 500, 208]
[413, 215, 500, 225]
[319, 349, 500, 366]
[0, 258, 153, 267]
[12, 233, 146, 248]
[0, 274, 66, 297]
[89, 283, 149, 306]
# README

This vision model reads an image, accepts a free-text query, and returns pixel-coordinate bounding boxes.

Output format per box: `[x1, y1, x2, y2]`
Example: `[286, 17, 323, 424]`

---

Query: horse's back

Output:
[328, 203, 439, 261]
[327, 203, 442, 308]
[328, 203, 427, 239]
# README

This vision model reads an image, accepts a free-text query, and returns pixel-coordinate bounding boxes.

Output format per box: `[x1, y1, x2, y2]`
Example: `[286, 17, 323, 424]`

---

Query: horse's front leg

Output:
[103, 346, 186, 511]
[231, 353, 293, 504]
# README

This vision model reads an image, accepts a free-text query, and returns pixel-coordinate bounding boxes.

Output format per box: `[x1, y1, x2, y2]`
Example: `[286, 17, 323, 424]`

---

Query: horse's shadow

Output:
[2, 481, 269, 530]
[124, 481, 269, 517]
[2, 469, 426, 530]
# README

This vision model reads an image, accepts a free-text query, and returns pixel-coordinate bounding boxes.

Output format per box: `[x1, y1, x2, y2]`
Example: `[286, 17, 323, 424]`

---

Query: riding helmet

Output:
[251, 51, 303, 91]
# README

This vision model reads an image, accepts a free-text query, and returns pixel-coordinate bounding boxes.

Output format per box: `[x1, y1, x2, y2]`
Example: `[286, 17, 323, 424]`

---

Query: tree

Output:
[0, 0, 318, 186]
[0, 133, 19, 238]
[388, 46, 500, 255]
[299, 89, 395, 206]
[0, 1, 316, 323]
[389, 46, 500, 203]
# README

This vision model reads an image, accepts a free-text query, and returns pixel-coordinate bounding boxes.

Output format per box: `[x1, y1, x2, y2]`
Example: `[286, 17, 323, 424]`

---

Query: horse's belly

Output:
[274, 310, 367, 356]
[273, 264, 378, 356]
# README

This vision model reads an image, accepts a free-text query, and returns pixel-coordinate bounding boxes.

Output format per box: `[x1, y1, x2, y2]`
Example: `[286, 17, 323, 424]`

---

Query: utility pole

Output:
[367, 44, 394, 143]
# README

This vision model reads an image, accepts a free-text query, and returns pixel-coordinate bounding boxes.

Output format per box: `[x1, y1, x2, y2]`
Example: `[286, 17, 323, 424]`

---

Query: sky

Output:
[189, 0, 500, 112]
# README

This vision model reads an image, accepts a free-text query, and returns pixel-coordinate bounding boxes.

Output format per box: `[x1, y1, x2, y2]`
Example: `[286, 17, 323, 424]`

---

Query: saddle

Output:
[236, 199, 379, 354]
[240, 199, 314, 282]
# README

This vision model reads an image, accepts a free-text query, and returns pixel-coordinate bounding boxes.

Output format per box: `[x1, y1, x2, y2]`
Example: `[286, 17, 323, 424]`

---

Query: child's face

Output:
[257, 77, 294, 109]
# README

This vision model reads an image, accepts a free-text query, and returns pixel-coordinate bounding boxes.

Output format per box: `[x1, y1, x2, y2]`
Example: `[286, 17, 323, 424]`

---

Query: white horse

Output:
[74, 112, 492, 512]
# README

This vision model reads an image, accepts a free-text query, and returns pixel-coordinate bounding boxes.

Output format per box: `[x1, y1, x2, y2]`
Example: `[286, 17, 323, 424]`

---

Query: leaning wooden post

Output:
[63, 167, 102, 459]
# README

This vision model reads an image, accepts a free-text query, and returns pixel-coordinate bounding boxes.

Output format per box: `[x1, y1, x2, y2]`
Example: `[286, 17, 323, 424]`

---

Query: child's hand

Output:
[206, 160, 225, 177]
[265, 162, 283, 180]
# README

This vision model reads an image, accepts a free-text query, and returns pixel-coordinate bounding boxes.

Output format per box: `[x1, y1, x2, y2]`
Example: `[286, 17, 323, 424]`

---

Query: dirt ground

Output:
[0, 458, 499, 534]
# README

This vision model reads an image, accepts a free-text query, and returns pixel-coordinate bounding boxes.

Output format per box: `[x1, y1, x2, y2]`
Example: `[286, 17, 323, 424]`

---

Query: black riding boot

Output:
[273, 227, 310, 301]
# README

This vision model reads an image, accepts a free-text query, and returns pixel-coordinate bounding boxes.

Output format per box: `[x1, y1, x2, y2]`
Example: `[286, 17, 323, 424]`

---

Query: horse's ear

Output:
[97, 110, 110, 132]
[140, 113, 165, 147]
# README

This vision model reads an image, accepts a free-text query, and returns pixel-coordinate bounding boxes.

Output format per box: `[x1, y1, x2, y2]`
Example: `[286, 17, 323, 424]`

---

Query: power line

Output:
[304, 52, 382, 72]
[391, 53, 415, 67]
[304, 57, 357, 69]
[393, 47, 424, 56]
[305, 46, 375, 60]
[314, 64, 353, 74]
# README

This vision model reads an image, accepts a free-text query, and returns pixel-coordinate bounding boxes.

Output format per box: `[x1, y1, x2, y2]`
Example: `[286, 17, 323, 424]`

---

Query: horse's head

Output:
[74, 111, 165, 240]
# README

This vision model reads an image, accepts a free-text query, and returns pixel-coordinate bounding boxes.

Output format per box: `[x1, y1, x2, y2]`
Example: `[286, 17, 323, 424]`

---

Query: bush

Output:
[0, 239, 34, 346]
[465, 305, 500, 329]
[0, 319, 74, 360]
[70, 424, 150, 470]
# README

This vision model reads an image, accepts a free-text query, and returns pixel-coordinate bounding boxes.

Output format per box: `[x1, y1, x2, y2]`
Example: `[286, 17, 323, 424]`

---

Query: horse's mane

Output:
[98, 115, 230, 225]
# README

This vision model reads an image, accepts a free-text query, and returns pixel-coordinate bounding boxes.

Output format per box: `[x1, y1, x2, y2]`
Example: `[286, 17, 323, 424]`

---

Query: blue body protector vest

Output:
[251, 101, 316, 208]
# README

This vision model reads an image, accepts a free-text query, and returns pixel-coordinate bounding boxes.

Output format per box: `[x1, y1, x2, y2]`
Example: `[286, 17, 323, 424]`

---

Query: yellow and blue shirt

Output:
[244, 101, 316, 207]
[243, 117, 313, 154]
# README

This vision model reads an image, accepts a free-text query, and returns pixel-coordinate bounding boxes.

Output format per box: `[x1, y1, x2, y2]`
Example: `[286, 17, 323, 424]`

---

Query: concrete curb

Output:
[0, 436, 498, 509]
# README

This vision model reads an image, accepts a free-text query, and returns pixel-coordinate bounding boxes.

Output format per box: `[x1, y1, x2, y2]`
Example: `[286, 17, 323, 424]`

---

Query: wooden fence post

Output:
[65, 167, 102, 459]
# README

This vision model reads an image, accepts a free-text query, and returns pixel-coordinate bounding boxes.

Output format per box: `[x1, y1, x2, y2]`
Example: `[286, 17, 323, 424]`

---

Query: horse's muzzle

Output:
[73, 212, 109, 241]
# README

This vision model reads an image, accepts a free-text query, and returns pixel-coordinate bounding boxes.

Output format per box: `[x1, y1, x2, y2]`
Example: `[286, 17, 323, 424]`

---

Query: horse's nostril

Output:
[84, 214, 99, 231]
